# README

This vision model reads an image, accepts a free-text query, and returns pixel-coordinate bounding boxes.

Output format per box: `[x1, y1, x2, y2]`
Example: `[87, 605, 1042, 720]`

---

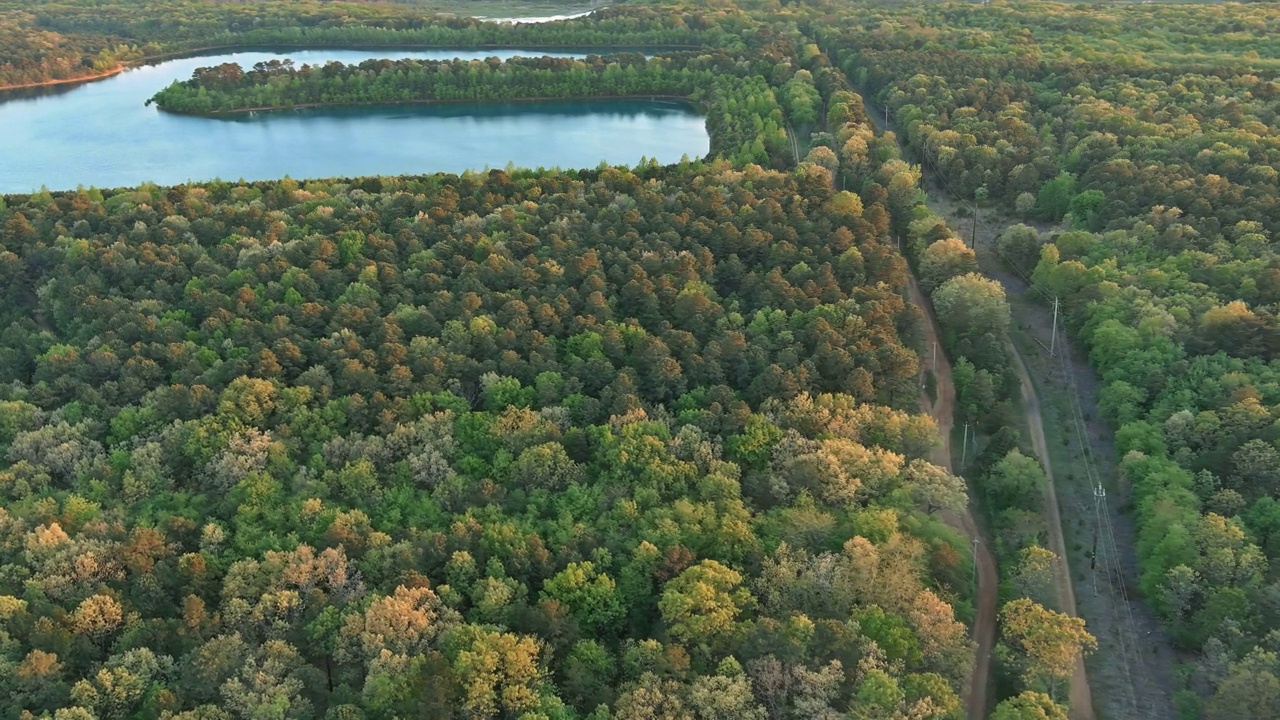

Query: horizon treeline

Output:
[0, 1, 738, 89]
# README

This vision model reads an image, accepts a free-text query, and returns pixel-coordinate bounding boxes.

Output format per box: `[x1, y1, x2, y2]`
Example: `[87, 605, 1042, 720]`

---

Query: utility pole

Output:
[972, 536, 979, 589]
[1050, 296, 1060, 357]
[932, 340, 937, 375]
[1091, 525, 1099, 595]
[884, 103, 889, 129]
[970, 212, 978, 250]
[1093, 483, 1106, 595]
[961, 422, 970, 467]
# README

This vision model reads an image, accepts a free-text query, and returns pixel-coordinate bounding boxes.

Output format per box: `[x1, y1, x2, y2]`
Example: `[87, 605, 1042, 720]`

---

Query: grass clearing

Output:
[1002, 269, 1181, 720]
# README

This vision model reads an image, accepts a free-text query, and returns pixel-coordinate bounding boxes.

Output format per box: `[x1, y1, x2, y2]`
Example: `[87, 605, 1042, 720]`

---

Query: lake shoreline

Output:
[0, 66, 129, 92]
[0, 47, 710, 192]
[154, 93, 702, 117]
[0, 42, 700, 94]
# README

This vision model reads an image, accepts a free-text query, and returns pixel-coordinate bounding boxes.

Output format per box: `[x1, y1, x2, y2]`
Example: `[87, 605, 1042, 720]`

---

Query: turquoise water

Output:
[0, 49, 709, 193]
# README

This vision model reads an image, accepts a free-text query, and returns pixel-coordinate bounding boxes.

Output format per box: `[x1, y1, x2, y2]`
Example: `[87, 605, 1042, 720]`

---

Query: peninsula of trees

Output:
[150, 55, 716, 115]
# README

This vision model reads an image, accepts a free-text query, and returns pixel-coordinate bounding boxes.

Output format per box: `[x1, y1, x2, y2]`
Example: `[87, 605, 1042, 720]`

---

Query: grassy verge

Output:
[1004, 286, 1180, 720]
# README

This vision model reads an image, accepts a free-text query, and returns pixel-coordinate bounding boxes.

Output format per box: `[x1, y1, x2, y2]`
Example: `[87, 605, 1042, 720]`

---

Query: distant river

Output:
[0, 48, 709, 193]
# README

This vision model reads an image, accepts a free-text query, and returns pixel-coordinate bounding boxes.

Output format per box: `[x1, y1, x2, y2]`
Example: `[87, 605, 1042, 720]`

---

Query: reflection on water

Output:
[0, 47, 707, 193]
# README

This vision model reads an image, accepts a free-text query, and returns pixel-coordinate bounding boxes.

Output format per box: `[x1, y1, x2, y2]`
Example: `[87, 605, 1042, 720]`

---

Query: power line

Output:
[1093, 483, 1105, 597]
[839, 62, 1129, 711]
[1050, 296, 1060, 357]
[850, 63, 1153, 719]
[1053, 319, 1145, 717]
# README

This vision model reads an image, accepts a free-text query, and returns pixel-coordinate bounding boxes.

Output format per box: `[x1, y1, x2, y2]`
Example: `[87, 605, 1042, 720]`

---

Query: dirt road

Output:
[910, 154, 1177, 718]
[847, 79, 1101, 718]
[906, 277, 998, 720]
[840, 72, 998, 717]
[849, 77, 998, 717]
[1010, 344, 1096, 719]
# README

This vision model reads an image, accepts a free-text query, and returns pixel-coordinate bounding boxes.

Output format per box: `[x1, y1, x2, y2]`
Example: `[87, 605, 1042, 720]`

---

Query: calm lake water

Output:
[0, 48, 709, 193]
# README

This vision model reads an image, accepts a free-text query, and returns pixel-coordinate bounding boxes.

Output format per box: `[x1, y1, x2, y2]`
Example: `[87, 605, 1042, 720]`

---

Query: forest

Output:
[0, 157, 1007, 719]
[0, 0, 1111, 712]
[0, 3, 968, 710]
[813, 1, 1280, 718]
[10, 0, 1278, 717]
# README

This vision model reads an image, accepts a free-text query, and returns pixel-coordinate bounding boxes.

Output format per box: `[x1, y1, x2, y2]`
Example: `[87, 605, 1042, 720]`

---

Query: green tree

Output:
[1035, 173, 1076, 222]
[919, 238, 978, 292]
[931, 273, 1011, 372]
[1068, 190, 1106, 231]
[1205, 648, 1280, 720]
[448, 627, 545, 720]
[1009, 545, 1058, 608]
[540, 561, 625, 637]
[686, 658, 766, 720]
[659, 560, 753, 649]
[903, 459, 968, 514]
[990, 691, 1069, 720]
[986, 449, 1045, 513]
[613, 672, 692, 720]
[997, 224, 1043, 274]
[561, 640, 616, 712]
[999, 599, 1097, 696]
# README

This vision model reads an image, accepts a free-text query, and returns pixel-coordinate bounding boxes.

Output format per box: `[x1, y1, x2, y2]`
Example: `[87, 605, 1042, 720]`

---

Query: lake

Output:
[0, 48, 709, 193]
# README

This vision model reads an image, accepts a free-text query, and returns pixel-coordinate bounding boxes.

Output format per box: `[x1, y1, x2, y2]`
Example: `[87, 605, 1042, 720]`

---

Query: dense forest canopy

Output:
[10, 0, 1280, 717]
[812, 1, 1280, 718]
[0, 156, 986, 718]
[0, 2, 1003, 716]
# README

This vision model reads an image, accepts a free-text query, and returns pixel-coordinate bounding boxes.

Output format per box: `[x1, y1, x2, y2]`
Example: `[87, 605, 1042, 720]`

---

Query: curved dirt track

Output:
[844, 72, 999, 718]
[906, 277, 998, 720]
[826, 59, 1109, 717]
[1011, 345, 1096, 719]
[854, 85, 1098, 718]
